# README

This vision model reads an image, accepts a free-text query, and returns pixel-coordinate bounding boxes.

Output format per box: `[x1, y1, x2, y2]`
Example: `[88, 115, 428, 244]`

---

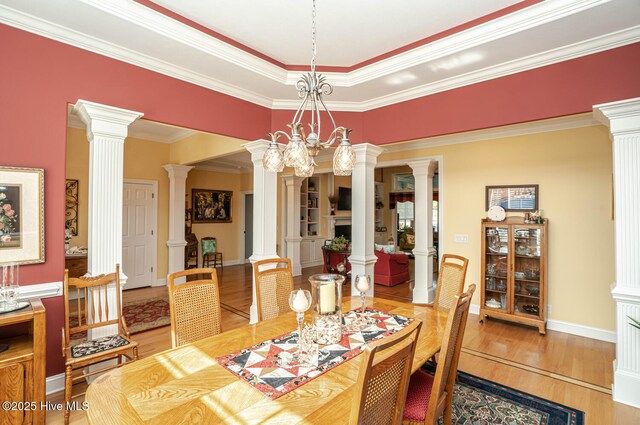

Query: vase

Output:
[309, 274, 344, 345]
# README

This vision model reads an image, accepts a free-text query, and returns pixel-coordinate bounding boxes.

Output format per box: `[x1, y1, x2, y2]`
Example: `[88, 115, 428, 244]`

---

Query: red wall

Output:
[0, 24, 271, 375]
[363, 43, 640, 144]
[2, 23, 639, 377]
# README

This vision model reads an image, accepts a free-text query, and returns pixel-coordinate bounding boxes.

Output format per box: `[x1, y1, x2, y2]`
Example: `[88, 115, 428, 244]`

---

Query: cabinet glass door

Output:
[513, 227, 541, 318]
[484, 226, 509, 311]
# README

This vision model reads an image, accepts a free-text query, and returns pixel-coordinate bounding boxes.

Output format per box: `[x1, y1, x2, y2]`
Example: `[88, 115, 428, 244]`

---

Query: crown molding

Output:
[1, 0, 637, 113]
[0, 2, 274, 108]
[275, 25, 640, 112]
[194, 165, 247, 174]
[381, 113, 600, 153]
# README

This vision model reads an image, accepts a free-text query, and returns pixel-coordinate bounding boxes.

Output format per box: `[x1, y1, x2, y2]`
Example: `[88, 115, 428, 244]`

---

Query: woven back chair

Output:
[167, 268, 222, 348]
[403, 285, 476, 425]
[351, 320, 422, 425]
[62, 264, 138, 424]
[433, 254, 469, 313]
[253, 258, 294, 321]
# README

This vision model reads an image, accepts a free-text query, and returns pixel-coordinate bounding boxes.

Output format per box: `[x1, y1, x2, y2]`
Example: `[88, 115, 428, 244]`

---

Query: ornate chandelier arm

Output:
[291, 82, 311, 129]
[268, 130, 294, 143]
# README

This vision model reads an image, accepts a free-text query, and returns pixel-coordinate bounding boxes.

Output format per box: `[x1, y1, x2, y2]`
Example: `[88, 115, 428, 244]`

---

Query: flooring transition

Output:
[46, 264, 640, 425]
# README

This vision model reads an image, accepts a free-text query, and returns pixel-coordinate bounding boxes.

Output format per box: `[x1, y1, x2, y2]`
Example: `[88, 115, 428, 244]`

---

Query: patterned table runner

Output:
[216, 308, 413, 399]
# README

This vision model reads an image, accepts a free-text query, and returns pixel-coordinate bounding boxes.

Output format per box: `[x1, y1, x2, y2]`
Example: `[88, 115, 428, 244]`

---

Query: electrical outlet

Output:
[454, 234, 469, 243]
[547, 304, 552, 313]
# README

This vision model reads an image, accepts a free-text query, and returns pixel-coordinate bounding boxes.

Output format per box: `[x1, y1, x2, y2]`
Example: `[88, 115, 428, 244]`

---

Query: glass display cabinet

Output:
[480, 217, 547, 334]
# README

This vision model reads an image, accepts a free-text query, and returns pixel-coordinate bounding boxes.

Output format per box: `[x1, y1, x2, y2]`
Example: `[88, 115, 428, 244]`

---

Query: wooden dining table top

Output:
[85, 297, 448, 425]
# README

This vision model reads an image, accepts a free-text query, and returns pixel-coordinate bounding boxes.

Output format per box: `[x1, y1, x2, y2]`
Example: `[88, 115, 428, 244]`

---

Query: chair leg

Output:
[64, 365, 73, 424]
[443, 404, 452, 425]
[133, 346, 139, 361]
[219, 253, 223, 271]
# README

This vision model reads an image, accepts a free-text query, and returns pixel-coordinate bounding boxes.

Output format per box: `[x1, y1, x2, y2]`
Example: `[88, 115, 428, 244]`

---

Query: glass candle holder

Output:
[309, 274, 344, 345]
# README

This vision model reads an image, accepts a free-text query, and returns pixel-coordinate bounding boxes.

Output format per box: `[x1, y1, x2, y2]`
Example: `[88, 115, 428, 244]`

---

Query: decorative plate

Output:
[488, 205, 506, 221]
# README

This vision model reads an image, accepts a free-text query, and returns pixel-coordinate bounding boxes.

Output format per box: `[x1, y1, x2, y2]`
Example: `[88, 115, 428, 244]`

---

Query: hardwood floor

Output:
[46, 263, 639, 424]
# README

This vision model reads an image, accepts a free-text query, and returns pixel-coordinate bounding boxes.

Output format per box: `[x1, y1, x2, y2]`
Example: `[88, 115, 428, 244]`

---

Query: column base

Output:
[613, 363, 640, 408]
[413, 248, 435, 304]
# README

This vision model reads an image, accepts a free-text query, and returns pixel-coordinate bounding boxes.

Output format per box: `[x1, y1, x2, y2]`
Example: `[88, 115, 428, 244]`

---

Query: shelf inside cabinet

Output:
[515, 254, 540, 259]
[485, 289, 507, 294]
[514, 293, 540, 300]
[515, 278, 540, 284]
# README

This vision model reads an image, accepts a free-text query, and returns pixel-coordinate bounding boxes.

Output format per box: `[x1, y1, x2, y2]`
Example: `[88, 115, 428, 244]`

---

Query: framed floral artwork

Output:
[0, 166, 45, 265]
[192, 189, 232, 223]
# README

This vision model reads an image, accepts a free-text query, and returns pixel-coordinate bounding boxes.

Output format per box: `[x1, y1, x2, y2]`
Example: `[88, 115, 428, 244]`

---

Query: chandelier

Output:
[262, 0, 355, 177]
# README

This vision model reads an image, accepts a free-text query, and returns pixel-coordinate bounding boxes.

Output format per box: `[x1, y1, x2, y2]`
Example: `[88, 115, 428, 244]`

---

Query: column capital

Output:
[594, 97, 640, 136]
[353, 143, 384, 164]
[244, 140, 271, 163]
[74, 99, 143, 140]
[163, 164, 194, 179]
[407, 159, 438, 177]
[282, 175, 304, 187]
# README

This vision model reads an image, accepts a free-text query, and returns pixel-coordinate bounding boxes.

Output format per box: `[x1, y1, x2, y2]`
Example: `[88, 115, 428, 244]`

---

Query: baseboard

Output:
[46, 373, 65, 395]
[153, 278, 167, 286]
[470, 304, 616, 343]
[18, 281, 62, 300]
[197, 259, 245, 268]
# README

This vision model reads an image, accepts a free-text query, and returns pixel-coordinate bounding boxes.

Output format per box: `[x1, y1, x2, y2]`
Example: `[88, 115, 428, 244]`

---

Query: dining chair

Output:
[167, 267, 222, 348]
[350, 320, 423, 425]
[431, 254, 469, 313]
[402, 284, 476, 425]
[202, 236, 223, 270]
[253, 258, 294, 321]
[62, 264, 138, 425]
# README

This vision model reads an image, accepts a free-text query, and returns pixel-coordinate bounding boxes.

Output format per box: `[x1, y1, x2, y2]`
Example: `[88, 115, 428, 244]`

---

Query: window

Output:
[397, 201, 414, 231]
[393, 173, 415, 191]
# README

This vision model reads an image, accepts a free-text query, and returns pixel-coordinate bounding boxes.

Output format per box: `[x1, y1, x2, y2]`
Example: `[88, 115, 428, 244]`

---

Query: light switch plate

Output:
[454, 234, 469, 243]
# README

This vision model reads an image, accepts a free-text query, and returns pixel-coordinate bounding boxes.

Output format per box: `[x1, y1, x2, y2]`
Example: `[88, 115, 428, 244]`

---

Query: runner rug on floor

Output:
[70, 295, 170, 343]
[421, 363, 584, 425]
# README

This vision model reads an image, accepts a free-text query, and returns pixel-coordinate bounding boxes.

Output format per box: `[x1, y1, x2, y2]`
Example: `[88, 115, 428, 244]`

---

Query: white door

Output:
[122, 182, 155, 290]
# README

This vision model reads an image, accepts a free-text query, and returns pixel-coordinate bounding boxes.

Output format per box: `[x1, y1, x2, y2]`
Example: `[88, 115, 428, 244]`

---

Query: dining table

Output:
[84, 296, 448, 424]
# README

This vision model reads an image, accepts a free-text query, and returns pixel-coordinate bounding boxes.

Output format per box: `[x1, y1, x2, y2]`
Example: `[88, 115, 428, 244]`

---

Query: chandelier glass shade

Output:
[262, 0, 354, 177]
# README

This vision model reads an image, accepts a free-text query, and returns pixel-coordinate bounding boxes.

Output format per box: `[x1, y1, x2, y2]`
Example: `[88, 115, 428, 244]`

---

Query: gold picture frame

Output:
[0, 166, 45, 265]
[192, 189, 232, 223]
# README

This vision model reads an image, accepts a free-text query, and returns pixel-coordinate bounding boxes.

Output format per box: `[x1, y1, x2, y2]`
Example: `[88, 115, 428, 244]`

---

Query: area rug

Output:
[69, 295, 170, 343]
[422, 362, 584, 425]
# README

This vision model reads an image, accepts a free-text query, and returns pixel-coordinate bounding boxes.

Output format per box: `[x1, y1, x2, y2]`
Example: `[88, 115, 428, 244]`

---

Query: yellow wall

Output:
[379, 124, 615, 331]
[66, 127, 171, 281]
[169, 132, 246, 165]
[186, 169, 246, 264]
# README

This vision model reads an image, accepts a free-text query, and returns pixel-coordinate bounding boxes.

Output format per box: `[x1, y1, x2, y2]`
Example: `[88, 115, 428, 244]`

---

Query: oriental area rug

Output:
[421, 363, 584, 425]
[69, 295, 170, 343]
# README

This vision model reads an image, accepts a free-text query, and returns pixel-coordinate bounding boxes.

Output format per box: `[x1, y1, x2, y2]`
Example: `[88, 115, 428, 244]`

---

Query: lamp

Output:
[262, 0, 355, 177]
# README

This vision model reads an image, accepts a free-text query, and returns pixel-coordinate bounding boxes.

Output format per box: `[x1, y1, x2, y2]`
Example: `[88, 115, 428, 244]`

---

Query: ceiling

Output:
[150, 0, 521, 67]
[1, 0, 639, 111]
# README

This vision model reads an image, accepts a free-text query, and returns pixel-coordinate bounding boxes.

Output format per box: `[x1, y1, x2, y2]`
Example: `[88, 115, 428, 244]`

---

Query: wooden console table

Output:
[0, 299, 46, 425]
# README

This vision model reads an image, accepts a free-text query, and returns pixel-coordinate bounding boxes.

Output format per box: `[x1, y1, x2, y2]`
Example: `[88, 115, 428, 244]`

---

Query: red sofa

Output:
[374, 250, 410, 287]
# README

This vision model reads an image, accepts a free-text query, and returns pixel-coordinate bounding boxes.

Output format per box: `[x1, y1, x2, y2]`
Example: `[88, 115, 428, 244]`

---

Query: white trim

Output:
[46, 373, 65, 396]
[153, 278, 167, 287]
[123, 179, 159, 287]
[18, 281, 62, 300]
[0, 1, 637, 112]
[193, 165, 246, 174]
[382, 114, 599, 153]
[470, 304, 616, 343]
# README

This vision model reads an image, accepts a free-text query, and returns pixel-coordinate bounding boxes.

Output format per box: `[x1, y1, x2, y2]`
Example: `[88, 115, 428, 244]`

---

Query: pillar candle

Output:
[319, 281, 336, 314]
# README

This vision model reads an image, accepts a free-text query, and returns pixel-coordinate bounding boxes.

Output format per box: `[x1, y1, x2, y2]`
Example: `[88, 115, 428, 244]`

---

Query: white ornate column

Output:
[283, 175, 303, 276]
[245, 140, 279, 323]
[594, 97, 640, 408]
[408, 159, 438, 304]
[73, 99, 142, 356]
[349, 144, 384, 296]
[163, 164, 194, 283]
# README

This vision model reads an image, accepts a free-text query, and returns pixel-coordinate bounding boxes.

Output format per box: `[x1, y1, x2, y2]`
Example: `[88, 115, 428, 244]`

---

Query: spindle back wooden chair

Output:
[350, 320, 423, 425]
[62, 264, 138, 424]
[167, 267, 222, 348]
[253, 258, 294, 321]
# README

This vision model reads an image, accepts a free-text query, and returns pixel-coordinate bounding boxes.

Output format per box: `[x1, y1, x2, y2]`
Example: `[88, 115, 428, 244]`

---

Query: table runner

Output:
[216, 308, 414, 399]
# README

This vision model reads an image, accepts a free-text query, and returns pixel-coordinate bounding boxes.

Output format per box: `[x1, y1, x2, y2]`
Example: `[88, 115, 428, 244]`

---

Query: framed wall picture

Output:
[192, 189, 232, 223]
[485, 184, 539, 212]
[65, 179, 79, 236]
[0, 166, 45, 265]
